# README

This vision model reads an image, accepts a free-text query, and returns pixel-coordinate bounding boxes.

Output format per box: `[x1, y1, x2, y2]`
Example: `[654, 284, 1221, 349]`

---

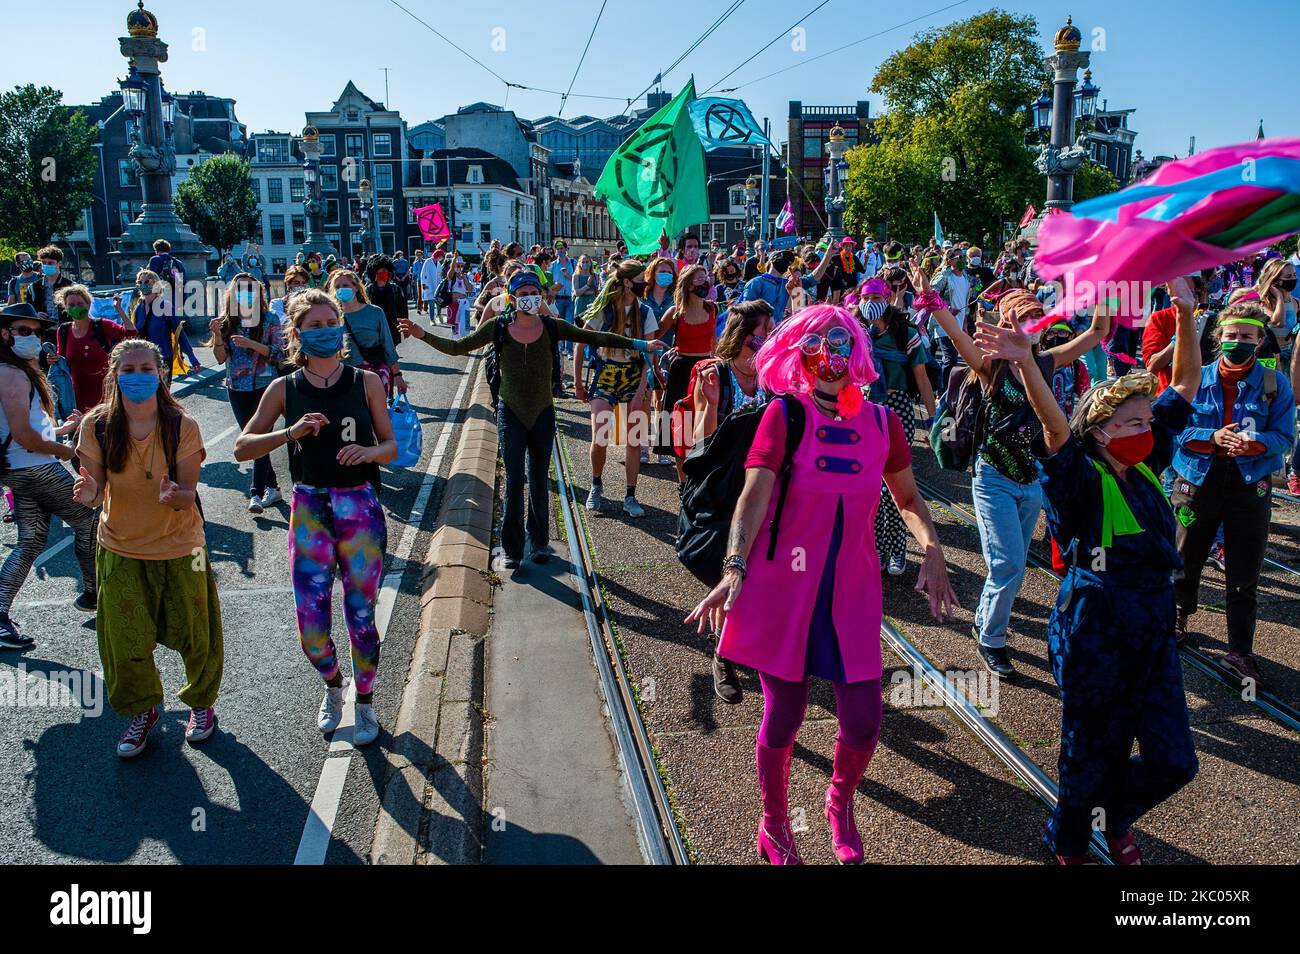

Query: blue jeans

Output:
[971, 456, 1043, 648]
[553, 296, 574, 355]
[933, 335, 960, 392]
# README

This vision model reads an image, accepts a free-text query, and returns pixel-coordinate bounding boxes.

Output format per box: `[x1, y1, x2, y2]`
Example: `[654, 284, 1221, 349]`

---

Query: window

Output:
[325, 233, 340, 251]
[346, 108, 359, 122]
[321, 165, 338, 191]
[377, 198, 395, 226]
[460, 224, 474, 243]
[118, 200, 143, 230]
[468, 165, 483, 184]
[270, 215, 286, 245]
[320, 134, 336, 157]
[458, 192, 472, 212]
[803, 135, 823, 158]
[257, 137, 291, 163]
[381, 233, 395, 255]
[479, 193, 492, 213]
[345, 134, 364, 158]
[325, 199, 340, 225]
[290, 177, 305, 202]
[268, 178, 284, 203]
[349, 199, 364, 225]
[480, 224, 491, 244]
[250, 178, 261, 202]
[420, 160, 437, 186]
[272, 258, 288, 275]
[253, 219, 265, 245]
[292, 215, 306, 245]
[373, 133, 392, 157]
[373, 164, 393, 191]
[118, 159, 139, 188]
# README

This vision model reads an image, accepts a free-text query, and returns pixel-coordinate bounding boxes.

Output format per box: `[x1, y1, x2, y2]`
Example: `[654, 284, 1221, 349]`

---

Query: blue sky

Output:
[2, 0, 1294, 158]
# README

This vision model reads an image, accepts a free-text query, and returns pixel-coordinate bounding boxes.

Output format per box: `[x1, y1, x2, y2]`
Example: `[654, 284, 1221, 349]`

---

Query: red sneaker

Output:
[1288, 473, 1300, 496]
[117, 706, 160, 759]
[1107, 830, 1143, 865]
[185, 707, 217, 744]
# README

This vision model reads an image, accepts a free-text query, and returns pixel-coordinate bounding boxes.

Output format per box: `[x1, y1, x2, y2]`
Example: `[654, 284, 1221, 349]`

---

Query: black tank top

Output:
[283, 365, 379, 489]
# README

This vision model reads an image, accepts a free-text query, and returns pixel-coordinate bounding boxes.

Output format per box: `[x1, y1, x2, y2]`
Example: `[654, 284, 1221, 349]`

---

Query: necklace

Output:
[812, 390, 842, 420]
[131, 428, 159, 480]
[305, 364, 342, 387]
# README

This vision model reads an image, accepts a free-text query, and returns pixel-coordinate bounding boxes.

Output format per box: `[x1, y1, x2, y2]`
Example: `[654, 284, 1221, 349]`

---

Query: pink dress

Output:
[719, 393, 907, 683]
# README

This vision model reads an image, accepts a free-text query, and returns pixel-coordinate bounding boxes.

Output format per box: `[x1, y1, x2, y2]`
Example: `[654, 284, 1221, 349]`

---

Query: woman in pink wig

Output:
[687, 304, 959, 865]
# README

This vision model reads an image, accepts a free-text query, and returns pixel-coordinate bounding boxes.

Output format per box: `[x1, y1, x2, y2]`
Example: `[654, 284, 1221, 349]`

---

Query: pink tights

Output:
[757, 671, 882, 751]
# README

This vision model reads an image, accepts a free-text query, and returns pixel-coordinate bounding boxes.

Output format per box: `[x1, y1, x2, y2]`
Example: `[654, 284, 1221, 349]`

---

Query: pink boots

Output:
[755, 742, 801, 865]
[823, 739, 875, 865]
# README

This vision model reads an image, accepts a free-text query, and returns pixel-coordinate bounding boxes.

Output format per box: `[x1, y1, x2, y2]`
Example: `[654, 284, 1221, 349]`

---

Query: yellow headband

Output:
[1083, 370, 1160, 430]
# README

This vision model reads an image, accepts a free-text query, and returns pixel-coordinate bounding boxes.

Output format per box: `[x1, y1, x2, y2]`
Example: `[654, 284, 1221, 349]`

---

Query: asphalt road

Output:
[0, 334, 475, 865]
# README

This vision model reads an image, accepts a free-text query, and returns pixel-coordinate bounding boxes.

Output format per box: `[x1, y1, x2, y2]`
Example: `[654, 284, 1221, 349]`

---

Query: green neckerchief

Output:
[1091, 459, 1166, 548]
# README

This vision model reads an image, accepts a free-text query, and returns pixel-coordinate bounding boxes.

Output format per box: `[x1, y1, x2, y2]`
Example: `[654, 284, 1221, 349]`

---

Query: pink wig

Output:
[754, 303, 878, 397]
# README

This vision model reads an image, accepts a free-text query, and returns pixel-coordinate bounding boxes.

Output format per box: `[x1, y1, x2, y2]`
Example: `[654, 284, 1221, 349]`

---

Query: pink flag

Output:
[1018, 204, 1036, 229]
[413, 203, 451, 242]
[1033, 137, 1300, 329]
[775, 198, 795, 235]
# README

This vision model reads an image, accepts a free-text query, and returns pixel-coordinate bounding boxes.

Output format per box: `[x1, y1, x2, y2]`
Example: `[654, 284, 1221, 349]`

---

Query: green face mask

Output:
[66, 305, 90, 321]
[1221, 339, 1258, 365]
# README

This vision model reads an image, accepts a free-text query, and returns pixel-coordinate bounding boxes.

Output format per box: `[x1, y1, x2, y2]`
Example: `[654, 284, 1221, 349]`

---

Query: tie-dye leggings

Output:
[288, 484, 387, 696]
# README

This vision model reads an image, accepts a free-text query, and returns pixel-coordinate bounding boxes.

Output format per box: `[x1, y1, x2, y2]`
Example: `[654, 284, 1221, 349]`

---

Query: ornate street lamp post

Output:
[744, 175, 758, 240]
[822, 124, 849, 244]
[1035, 16, 1092, 211]
[357, 178, 374, 257]
[111, 2, 208, 285]
[299, 125, 336, 259]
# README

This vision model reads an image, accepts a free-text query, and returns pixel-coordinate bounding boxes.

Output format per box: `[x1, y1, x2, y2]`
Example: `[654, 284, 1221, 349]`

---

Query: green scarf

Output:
[1091, 460, 1166, 548]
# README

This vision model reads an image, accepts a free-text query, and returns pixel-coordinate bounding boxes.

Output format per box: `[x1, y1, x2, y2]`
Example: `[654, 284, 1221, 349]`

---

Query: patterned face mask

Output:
[799, 327, 853, 382]
[859, 300, 887, 323]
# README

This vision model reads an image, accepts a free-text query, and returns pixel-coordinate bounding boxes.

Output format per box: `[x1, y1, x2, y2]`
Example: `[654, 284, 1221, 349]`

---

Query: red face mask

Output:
[1102, 429, 1153, 467]
[376, 270, 390, 283]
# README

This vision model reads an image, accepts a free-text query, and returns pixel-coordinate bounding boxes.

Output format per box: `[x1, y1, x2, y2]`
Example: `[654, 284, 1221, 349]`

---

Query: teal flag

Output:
[596, 79, 709, 255]
[690, 96, 769, 150]
[934, 211, 945, 245]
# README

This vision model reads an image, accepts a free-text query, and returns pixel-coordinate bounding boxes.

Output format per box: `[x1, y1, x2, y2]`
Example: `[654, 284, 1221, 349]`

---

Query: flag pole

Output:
[759, 117, 771, 242]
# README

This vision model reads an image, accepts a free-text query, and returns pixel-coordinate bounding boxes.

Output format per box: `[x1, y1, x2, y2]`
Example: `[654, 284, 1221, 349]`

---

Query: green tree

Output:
[0, 85, 99, 248]
[1073, 160, 1120, 204]
[845, 10, 1051, 244]
[174, 153, 259, 259]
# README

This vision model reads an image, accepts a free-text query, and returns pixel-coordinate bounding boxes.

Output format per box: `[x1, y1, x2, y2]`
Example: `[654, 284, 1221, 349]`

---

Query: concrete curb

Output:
[370, 363, 496, 866]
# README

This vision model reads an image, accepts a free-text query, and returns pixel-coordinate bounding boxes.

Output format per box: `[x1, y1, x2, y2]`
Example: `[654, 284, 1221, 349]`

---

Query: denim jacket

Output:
[1172, 361, 1296, 487]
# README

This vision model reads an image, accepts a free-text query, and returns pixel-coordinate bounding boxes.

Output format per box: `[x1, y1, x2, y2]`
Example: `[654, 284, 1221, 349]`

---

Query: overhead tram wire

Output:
[558, 0, 610, 117]
[702, 0, 832, 95]
[716, 0, 976, 92]
[623, 0, 747, 115]
[386, 0, 627, 105]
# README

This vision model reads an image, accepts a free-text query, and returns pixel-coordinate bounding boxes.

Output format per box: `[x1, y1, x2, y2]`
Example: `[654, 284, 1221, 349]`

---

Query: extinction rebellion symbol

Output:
[704, 103, 754, 146]
[613, 122, 679, 217]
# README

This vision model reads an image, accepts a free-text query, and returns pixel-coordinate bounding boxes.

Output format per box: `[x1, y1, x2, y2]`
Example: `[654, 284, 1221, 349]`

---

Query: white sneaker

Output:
[639, 447, 650, 464]
[248, 494, 264, 514]
[586, 486, 604, 511]
[354, 703, 380, 746]
[318, 681, 348, 733]
[623, 496, 646, 518]
[259, 487, 283, 508]
[887, 552, 907, 577]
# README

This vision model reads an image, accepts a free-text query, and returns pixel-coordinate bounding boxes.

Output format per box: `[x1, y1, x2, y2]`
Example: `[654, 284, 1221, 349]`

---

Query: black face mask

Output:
[1279, 278, 1298, 293]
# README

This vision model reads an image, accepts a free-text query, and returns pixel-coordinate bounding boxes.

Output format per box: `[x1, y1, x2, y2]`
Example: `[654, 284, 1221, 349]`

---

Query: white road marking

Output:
[292, 359, 479, 866]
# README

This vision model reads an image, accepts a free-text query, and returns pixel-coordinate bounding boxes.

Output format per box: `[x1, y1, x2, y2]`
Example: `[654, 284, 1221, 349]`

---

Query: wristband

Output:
[632, 338, 650, 353]
[722, 554, 747, 580]
[914, 290, 945, 312]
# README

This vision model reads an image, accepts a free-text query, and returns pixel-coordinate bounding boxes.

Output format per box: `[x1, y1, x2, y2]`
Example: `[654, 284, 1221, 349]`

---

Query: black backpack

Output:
[676, 394, 806, 588]
[94, 406, 204, 522]
[58, 318, 110, 356]
[487, 306, 563, 409]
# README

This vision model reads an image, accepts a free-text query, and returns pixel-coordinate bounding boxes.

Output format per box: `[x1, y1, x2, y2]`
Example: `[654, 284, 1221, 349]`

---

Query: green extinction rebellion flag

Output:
[596, 79, 709, 255]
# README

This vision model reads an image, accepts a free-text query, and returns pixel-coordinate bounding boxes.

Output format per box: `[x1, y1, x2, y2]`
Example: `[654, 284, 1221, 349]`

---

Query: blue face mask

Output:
[236, 290, 256, 308]
[298, 325, 344, 357]
[335, 287, 356, 303]
[655, 272, 673, 288]
[41, 264, 58, 276]
[118, 372, 161, 403]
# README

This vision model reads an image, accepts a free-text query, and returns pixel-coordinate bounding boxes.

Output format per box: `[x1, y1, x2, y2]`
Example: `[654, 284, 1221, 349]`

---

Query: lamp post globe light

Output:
[358, 178, 374, 257]
[822, 124, 849, 244]
[111, 2, 208, 289]
[299, 125, 337, 259]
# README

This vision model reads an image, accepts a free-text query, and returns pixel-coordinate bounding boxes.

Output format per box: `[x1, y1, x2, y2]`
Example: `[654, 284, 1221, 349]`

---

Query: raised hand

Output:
[1167, 276, 1196, 315]
[398, 316, 426, 339]
[973, 318, 1031, 363]
[72, 466, 97, 506]
[699, 364, 721, 404]
[208, 317, 224, 338]
[289, 412, 329, 440]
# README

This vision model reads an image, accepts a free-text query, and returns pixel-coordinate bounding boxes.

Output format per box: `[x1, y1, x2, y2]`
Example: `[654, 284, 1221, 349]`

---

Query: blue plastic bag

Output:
[388, 394, 422, 468]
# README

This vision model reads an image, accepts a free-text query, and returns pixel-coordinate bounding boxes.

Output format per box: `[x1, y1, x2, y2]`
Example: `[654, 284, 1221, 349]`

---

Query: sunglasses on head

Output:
[798, 326, 852, 355]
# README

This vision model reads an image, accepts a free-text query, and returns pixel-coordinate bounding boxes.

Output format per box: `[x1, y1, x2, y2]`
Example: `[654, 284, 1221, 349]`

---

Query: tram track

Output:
[915, 477, 1300, 736]
[552, 425, 1115, 863]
